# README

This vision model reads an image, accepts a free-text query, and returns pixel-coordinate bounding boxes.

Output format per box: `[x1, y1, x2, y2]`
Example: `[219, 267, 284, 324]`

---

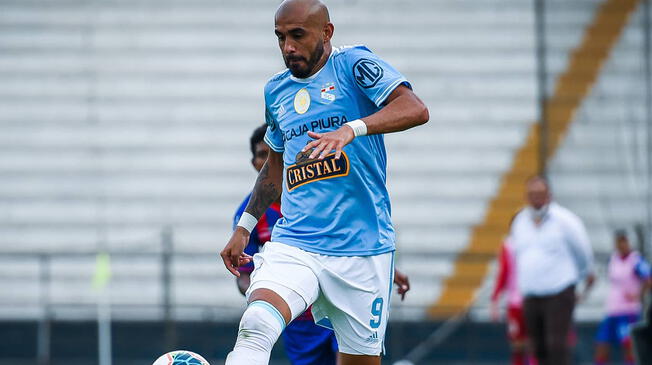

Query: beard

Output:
[284, 41, 324, 78]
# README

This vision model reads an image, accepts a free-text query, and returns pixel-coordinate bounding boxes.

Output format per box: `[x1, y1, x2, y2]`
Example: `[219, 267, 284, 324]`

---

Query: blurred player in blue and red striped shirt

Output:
[233, 125, 338, 365]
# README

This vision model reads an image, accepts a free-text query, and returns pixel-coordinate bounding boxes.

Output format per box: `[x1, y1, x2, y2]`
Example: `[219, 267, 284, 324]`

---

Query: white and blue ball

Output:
[152, 350, 210, 365]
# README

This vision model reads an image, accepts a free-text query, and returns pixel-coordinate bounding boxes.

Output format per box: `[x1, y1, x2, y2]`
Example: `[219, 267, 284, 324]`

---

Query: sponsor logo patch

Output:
[353, 58, 383, 89]
[286, 150, 349, 191]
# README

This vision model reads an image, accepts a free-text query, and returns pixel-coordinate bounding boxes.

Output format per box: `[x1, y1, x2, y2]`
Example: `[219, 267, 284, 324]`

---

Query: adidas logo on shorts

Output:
[366, 331, 380, 343]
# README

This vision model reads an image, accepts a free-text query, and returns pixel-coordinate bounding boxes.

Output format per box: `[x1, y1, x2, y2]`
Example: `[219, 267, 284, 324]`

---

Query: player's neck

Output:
[305, 44, 332, 78]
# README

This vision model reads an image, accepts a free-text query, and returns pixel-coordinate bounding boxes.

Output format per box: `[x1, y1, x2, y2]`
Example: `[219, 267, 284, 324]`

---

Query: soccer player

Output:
[233, 125, 412, 365]
[594, 230, 652, 365]
[219, 0, 429, 363]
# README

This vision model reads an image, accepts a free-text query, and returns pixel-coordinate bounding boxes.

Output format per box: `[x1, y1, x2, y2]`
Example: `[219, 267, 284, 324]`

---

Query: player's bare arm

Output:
[220, 150, 284, 276]
[246, 151, 284, 218]
[304, 84, 429, 159]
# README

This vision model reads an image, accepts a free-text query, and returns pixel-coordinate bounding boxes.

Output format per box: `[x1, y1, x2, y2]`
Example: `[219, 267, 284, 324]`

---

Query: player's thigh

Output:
[312, 252, 393, 356]
[339, 353, 380, 365]
[616, 314, 640, 345]
[595, 316, 615, 344]
[247, 242, 320, 320]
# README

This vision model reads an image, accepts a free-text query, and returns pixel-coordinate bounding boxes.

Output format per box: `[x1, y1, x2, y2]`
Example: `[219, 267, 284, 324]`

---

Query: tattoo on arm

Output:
[245, 160, 282, 219]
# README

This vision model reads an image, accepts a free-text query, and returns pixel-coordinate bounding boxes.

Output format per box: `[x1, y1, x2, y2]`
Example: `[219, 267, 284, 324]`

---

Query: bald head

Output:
[276, 0, 330, 27]
[526, 175, 551, 210]
[274, 0, 333, 78]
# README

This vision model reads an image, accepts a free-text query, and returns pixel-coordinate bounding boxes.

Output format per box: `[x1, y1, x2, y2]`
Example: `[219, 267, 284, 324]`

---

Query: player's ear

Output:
[323, 23, 334, 43]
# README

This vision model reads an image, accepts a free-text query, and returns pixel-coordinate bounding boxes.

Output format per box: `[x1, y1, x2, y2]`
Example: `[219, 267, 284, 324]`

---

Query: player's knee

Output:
[237, 301, 285, 352]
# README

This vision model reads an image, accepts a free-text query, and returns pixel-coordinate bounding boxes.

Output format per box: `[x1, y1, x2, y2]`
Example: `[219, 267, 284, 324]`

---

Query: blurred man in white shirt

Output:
[510, 176, 595, 365]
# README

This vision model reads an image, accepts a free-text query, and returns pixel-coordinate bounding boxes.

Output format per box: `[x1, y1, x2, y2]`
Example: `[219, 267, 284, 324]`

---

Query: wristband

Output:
[345, 119, 367, 137]
[237, 212, 258, 233]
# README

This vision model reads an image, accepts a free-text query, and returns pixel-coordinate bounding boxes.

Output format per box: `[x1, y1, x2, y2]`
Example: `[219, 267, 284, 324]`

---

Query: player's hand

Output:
[220, 227, 253, 277]
[585, 273, 596, 289]
[393, 269, 410, 301]
[576, 272, 596, 303]
[303, 126, 355, 160]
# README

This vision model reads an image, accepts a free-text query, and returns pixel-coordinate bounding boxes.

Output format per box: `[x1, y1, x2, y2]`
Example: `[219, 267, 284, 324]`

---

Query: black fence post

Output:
[161, 226, 177, 350]
[37, 255, 51, 365]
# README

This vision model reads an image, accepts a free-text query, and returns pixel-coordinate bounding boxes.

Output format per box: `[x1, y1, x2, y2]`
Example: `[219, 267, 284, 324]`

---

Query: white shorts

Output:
[245, 241, 394, 356]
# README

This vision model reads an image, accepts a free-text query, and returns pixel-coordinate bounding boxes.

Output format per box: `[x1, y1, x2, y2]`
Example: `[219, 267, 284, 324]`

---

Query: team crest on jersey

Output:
[286, 149, 349, 191]
[320, 82, 336, 102]
[353, 58, 384, 89]
[294, 88, 310, 114]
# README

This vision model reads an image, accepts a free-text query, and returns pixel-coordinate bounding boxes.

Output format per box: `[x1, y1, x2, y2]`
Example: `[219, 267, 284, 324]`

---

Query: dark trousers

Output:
[523, 285, 576, 365]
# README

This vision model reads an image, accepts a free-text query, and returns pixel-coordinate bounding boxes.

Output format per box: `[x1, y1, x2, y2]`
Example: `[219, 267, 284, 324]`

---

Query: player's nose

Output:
[283, 40, 297, 55]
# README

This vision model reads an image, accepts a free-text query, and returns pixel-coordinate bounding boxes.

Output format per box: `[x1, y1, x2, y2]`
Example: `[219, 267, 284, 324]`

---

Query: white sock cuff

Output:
[247, 280, 309, 321]
[249, 300, 286, 330]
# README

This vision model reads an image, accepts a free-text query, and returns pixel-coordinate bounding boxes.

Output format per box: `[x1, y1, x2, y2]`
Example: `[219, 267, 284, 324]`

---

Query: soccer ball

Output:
[152, 350, 210, 365]
[393, 361, 415, 365]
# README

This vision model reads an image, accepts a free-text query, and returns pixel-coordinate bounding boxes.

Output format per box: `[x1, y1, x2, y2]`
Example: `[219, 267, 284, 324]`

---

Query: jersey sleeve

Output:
[264, 105, 284, 153]
[344, 45, 411, 107]
[635, 257, 652, 280]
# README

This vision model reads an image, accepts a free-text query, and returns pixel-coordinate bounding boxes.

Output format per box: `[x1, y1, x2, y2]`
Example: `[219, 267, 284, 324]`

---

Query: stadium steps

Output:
[430, 0, 642, 318]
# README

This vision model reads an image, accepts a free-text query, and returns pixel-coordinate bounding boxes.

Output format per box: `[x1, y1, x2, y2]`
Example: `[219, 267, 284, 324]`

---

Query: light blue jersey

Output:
[263, 45, 410, 256]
